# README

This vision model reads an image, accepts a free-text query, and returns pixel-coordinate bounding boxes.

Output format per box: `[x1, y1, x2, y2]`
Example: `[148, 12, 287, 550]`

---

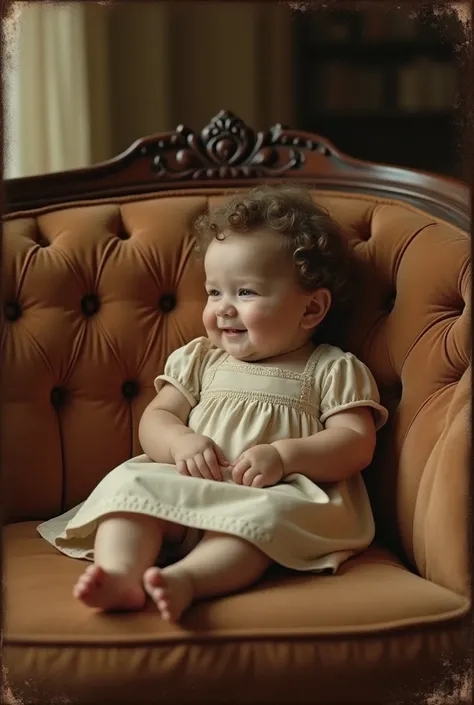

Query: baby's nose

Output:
[217, 299, 237, 316]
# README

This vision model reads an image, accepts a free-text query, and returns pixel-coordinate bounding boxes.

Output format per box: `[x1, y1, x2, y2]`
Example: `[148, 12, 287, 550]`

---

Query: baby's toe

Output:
[73, 580, 88, 598]
[157, 598, 172, 620]
[151, 586, 167, 606]
[74, 565, 104, 596]
[74, 572, 90, 589]
[143, 566, 164, 590]
[89, 565, 106, 582]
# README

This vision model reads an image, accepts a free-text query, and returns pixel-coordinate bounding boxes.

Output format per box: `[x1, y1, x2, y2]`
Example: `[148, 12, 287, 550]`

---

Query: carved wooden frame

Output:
[4, 110, 470, 230]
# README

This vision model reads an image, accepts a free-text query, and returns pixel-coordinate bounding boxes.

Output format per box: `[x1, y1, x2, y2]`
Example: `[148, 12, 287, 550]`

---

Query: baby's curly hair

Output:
[194, 185, 354, 343]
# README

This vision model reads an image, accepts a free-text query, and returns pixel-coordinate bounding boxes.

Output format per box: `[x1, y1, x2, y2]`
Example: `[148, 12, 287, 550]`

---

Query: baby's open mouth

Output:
[221, 328, 246, 335]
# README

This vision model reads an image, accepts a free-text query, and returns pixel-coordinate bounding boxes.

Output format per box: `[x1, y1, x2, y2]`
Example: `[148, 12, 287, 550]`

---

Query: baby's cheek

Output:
[245, 305, 275, 330]
[202, 305, 214, 330]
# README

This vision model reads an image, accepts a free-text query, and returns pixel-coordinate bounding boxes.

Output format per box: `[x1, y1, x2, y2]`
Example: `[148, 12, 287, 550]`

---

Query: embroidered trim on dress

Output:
[201, 389, 318, 415]
[64, 494, 274, 543]
[300, 346, 326, 404]
[320, 400, 389, 429]
[202, 349, 228, 390]
[223, 363, 304, 381]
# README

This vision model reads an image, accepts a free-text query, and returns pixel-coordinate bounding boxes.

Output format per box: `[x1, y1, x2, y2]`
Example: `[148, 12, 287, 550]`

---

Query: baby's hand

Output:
[171, 433, 229, 481]
[232, 444, 284, 488]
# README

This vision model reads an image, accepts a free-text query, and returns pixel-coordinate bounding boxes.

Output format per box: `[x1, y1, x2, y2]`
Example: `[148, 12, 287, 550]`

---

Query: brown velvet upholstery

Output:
[2, 114, 470, 704]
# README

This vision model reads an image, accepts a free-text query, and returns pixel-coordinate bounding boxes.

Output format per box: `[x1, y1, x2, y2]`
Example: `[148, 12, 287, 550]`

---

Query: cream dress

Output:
[38, 337, 388, 573]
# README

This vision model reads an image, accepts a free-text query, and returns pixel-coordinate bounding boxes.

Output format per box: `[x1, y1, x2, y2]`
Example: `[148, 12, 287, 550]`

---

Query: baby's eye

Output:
[238, 289, 257, 297]
[207, 289, 220, 297]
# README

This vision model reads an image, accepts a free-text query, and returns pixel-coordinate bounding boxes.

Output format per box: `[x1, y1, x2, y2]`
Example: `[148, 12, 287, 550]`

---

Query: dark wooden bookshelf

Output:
[294, 7, 464, 178]
[308, 110, 453, 119]
[306, 42, 454, 61]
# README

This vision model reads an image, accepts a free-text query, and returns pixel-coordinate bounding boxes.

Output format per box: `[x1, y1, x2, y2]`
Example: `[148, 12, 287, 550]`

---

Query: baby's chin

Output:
[224, 346, 266, 363]
[208, 334, 263, 362]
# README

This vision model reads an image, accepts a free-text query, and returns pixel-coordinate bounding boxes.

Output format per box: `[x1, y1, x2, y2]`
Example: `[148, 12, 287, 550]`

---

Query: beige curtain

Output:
[4, 2, 294, 178]
[4, 2, 95, 178]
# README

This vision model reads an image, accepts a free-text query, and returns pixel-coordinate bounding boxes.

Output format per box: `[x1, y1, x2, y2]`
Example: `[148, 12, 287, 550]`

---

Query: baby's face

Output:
[202, 231, 316, 362]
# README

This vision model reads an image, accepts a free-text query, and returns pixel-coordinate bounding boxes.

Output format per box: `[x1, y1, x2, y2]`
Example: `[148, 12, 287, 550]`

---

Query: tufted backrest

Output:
[2, 188, 470, 596]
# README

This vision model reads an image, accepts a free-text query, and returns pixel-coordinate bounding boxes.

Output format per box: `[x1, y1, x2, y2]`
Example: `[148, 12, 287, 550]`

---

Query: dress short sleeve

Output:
[154, 337, 212, 407]
[319, 351, 389, 430]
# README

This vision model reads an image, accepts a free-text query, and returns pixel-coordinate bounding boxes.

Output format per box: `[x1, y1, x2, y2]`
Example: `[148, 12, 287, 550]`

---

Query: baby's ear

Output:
[301, 289, 331, 330]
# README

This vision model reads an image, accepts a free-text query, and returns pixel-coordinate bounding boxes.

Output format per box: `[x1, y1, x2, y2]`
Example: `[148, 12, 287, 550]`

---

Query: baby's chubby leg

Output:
[143, 531, 271, 621]
[73, 513, 184, 611]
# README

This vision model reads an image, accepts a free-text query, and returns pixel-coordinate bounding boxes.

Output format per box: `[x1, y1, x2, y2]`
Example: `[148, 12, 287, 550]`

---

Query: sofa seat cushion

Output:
[4, 521, 468, 642]
[3, 522, 469, 704]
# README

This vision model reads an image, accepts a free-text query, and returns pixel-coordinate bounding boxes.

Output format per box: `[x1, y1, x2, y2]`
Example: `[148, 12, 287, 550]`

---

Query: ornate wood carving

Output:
[145, 110, 330, 180]
[4, 110, 469, 231]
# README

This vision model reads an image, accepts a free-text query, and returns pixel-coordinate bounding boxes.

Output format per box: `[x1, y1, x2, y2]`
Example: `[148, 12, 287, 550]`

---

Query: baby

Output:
[38, 185, 388, 622]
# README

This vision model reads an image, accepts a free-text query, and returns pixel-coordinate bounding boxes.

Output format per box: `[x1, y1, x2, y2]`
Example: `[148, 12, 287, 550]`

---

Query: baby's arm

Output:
[272, 407, 377, 483]
[138, 384, 228, 480]
[138, 383, 194, 464]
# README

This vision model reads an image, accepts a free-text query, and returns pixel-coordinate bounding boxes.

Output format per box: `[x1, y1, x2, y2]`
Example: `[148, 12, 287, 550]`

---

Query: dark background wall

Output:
[85, 2, 466, 178]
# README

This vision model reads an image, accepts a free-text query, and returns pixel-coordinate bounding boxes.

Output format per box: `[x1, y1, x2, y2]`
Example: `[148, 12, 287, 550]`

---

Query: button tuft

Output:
[81, 294, 100, 317]
[158, 293, 176, 313]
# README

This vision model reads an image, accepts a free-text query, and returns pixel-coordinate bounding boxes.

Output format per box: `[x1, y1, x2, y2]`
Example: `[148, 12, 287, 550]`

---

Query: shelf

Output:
[308, 110, 454, 121]
[293, 8, 460, 178]
[300, 116, 458, 176]
[304, 41, 453, 62]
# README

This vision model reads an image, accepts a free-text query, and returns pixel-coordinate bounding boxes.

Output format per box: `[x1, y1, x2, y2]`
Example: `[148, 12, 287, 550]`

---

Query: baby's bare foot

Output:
[73, 564, 146, 612]
[143, 566, 194, 622]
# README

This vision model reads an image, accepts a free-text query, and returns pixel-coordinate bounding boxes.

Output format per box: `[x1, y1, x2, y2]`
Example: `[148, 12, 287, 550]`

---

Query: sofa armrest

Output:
[412, 367, 470, 597]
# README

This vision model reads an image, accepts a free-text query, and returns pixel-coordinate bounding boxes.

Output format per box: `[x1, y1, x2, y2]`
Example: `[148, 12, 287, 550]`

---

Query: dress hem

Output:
[37, 493, 366, 574]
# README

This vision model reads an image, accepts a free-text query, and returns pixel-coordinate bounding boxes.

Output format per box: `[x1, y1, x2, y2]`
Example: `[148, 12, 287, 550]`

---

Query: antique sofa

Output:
[2, 111, 471, 705]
